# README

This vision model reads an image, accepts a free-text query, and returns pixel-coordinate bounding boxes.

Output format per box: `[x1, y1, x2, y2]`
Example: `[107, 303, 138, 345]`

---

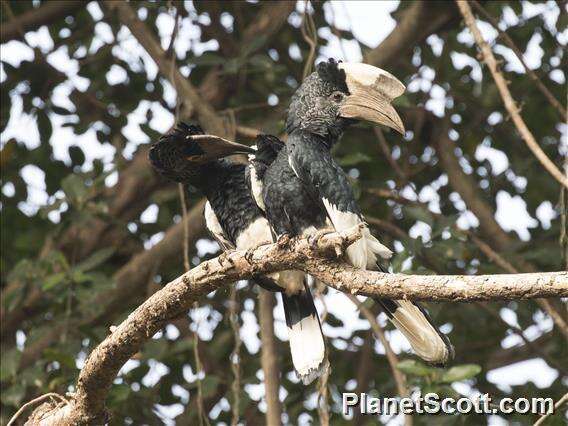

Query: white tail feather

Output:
[288, 314, 326, 384]
[389, 300, 450, 364]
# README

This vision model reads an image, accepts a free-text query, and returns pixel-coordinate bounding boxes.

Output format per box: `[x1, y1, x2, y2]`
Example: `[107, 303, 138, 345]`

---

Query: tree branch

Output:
[456, 0, 568, 189]
[102, 1, 227, 137]
[469, 0, 567, 121]
[17, 199, 206, 372]
[20, 227, 568, 424]
[0, 1, 87, 43]
[258, 290, 282, 426]
[365, 1, 459, 68]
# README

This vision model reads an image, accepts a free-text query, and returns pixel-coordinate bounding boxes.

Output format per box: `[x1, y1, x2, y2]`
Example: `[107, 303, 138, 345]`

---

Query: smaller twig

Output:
[258, 290, 282, 425]
[166, 4, 181, 58]
[348, 295, 413, 426]
[7, 393, 68, 426]
[468, 233, 568, 340]
[1, 1, 26, 39]
[533, 392, 568, 426]
[314, 281, 330, 426]
[456, 0, 568, 189]
[179, 184, 209, 426]
[229, 287, 242, 426]
[300, 0, 318, 80]
[470, 0, 566, 121]
[373, 128, 407, 183]
[476, 303, 567, 374]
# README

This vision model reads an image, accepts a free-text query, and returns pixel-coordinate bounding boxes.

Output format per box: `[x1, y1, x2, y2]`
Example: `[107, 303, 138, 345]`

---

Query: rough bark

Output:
[19, 227, 568, 424]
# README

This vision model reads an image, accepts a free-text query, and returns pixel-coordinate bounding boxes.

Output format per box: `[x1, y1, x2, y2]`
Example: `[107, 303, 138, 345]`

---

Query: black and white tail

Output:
[375, 298, 454, 366]
[281, 282, 328, 384]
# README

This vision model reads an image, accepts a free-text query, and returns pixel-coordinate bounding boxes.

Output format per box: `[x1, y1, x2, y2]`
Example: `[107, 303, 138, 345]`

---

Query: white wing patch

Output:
[288, 155, 300, 178]
[204, 202, 234, 249]
[322, 198, 392, 270]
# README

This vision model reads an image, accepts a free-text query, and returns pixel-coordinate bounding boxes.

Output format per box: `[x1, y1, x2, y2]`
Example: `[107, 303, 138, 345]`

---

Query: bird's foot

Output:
[244, 240, 271, 264]
[308, 227, 334, 251]
[244, 248, 255, 264]
[218, 251, 235, 267]
[276, 233, 291, 248]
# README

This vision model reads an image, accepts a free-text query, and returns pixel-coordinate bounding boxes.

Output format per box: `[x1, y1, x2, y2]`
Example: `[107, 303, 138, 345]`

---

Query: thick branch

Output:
[456, 0, 568, 189]
[0, 1, 86, 43]
[103, 1, 227, 137]
[469, 0, 567, 121]
[22, 227, 568, 424]
[365, 1, 459, 68]
[17, 200, 206, 371]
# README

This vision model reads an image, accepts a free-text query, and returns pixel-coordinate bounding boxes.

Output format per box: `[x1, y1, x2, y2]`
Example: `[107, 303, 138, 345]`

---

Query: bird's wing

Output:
[287, 134, 392, 269]
[203, 201, 235, 251]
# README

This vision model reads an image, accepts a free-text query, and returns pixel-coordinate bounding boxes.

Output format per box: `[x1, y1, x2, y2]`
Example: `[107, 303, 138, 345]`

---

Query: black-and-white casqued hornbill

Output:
[254, 59, 454, 376]
[149, 124, 327, 384]
[148, 123, 279, 291]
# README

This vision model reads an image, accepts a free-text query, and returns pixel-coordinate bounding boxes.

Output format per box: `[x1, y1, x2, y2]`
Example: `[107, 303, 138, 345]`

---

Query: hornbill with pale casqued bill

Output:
[251, 59, 454, 381]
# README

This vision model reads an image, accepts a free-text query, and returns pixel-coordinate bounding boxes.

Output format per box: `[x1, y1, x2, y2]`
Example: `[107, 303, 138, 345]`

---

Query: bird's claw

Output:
[218, 251, 235, 267]
[308, 227, 334, 251]
[276, 234, 291, 248]
[244, 248, 255, 264]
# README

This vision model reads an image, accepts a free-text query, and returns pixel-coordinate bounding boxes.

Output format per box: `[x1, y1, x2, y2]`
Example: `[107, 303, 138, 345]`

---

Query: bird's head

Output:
[149, 123, 255, 183]
[286, 58, 405, 141]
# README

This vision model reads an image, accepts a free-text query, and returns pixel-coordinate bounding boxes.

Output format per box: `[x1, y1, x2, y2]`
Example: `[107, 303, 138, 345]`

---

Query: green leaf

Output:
[75, 247, 115, 272]
[109, 384, 131, 403]
[61, 174, 88, 207]
[200, 375, 220, 398]
[403, 205, 434, 226]
[396, 359, 438, 376]
[440, 364, 482, 383]
[0, 383, 26, 407]
[43, 348, 77, 370]
[0, 349, 21, 381]
[42, 271, 67, 290]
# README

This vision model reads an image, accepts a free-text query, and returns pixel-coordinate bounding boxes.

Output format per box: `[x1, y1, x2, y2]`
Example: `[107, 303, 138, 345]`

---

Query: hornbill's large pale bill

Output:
[338, 62, 406, 134]
[188, 134, 255, 162]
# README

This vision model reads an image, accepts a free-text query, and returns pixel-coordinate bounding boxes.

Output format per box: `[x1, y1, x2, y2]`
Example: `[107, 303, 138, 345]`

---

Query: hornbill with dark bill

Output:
[254, 59, 454, 378]
[149, 124, 327, 384]
[148, 123, 279, 291]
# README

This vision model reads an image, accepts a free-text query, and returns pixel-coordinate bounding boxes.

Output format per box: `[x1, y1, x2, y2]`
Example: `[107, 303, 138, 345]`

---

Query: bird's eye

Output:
[331, 92, 343, 103]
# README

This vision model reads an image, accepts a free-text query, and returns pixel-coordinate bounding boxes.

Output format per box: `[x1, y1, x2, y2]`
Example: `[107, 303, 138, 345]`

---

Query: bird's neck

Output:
[290, 128, 342, 150]
[185, 162, 221, 192]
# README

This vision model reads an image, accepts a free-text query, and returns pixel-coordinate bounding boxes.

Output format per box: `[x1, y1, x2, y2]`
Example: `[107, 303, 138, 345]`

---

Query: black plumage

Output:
[260, 58, 454, 370]
[149, 123, 279, 291]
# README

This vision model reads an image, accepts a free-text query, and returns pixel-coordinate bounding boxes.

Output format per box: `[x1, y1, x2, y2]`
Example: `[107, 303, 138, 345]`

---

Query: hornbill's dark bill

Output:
[148, 123, 279, 292]
[260, 59, 454, 375]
